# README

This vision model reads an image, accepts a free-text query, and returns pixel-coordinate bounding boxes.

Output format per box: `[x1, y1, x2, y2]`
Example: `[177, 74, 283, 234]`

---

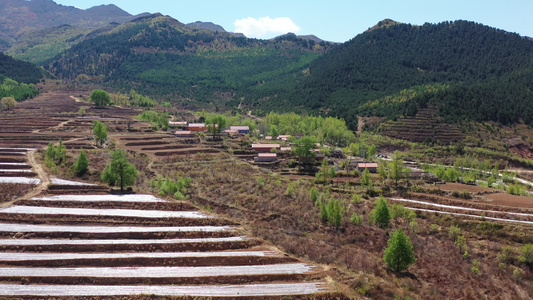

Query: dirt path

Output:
[22, 150, 49, 200]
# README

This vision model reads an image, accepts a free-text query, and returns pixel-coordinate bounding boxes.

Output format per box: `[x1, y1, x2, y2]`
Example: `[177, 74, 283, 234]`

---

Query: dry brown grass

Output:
[139, 152, 533, 299]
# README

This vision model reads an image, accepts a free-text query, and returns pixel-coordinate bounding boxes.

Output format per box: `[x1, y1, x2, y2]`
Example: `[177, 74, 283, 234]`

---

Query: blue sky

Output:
[53, 0, 533, 42]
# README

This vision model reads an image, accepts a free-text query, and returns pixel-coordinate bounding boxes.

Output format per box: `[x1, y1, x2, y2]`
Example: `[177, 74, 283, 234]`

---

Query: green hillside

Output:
[42, 18, 533, 129]
[45, 14, 333, 103]
[255, 20, 533, 128]
[6, 24, 118, 65]
[0, 53, 42, 100]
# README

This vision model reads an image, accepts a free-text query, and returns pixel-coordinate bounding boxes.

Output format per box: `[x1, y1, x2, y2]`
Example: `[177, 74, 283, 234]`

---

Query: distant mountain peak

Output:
[366, 19, 403, 32]
[85, 4, 131, 17]
[187, 21, 245, 37]
[187, 21, 226, 32]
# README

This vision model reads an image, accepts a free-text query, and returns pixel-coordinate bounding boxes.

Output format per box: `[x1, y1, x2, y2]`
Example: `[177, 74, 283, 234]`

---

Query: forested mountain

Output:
[240, 20, 533, 128]
[0, 0, 148, 50]
[28, 15, 533, 129]
[187, 21, 245, 38]
[46, 14, 334, 103]
[0, 53, 43, 84]
[0, 53, 42, 100]
[6, 24, 119, 64]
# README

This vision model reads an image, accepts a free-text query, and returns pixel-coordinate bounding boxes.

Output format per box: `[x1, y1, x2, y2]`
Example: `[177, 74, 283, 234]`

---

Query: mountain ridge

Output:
[0, 0, 149, 50]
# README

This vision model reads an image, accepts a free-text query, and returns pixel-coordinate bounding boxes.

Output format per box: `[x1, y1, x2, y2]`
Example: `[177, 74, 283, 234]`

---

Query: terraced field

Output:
[379, 107, 465, 143]
[0, 148, 40, 185]
[0, 193, 334, 298]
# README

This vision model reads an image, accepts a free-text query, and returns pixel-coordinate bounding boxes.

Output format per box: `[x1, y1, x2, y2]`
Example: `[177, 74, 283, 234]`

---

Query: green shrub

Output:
[350, 212, 362, 225]
[518, 243, 533, 265]
[319, 198, 343, 228]
[309, 187, 319, 203]
[151, 176, 191, 199]
[373, 196, 391, 228]
[448, 225, 461, 241]
[74, 149, 89, 176]
[428, 224, 439, 235]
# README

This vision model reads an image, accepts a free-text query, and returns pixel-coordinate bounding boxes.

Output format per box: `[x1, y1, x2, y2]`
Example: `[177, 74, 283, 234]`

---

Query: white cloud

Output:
[234, 17, 301, 38]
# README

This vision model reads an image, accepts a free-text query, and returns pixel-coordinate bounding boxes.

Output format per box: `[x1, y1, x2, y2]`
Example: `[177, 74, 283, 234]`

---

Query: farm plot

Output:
[0, 193, 335, 298]
[390, 197, 533, 225]
[0, 148, 40, 185]
[113, 132, 220, 159]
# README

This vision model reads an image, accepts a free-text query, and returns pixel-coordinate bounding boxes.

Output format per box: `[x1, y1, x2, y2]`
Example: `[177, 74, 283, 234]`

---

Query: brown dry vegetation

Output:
[3, 86, 533, 298]
[136, 152, 533, 299]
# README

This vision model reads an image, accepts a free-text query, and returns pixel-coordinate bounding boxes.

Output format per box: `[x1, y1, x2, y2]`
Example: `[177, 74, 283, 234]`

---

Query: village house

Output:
[229, 126, 250, 134]
[357, 162, 378, 173]
[169, 121, 188, 129]
[251, 143, 281, 153]
[187, 123, 207, 132]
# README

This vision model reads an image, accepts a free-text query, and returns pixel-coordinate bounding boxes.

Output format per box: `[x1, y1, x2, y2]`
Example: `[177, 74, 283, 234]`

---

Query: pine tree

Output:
[383, 228, 416, 272]
[93, 121, 108, 147]
[361, 168, 372, 187]
[74, 149, 89, 176]
[101, 149, 138, 192]
[373, 196, 391, 228]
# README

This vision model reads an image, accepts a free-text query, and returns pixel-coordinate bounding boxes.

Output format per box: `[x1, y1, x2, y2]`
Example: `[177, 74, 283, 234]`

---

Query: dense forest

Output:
[238, 20, 533, 128]
[0, 53, 42, 100]
[45, 14, 333, 102]
[0, 53, 43, 84]
[35, 17, 533, 129]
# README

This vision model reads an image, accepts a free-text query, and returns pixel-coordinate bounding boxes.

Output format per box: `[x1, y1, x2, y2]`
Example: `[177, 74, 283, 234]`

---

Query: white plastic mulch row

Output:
[0, 206, 212, 219]
[0, 152, 27, 155]
[0, 263, 313, 277]
[0, 236, 248, 246]
[0, 169, 33, 173]
[0, 282, 327, 297]
[0, 177, 40, 184]
[32, 194, 168, 203]
[50, 178, 96, 186]
[0, 251, 278, 261]
[406, 207, 533, 225]
[0, 148, 37, 151]
[391, 198, 533, 217]
[0, 223, 235, 233]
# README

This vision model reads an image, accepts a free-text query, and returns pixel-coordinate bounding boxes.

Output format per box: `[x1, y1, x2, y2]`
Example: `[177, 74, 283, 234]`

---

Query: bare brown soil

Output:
[0, 254, 298, 268]
[438, 182, 496, 194]
[2, 86, 533, 299]
[485, 193, 533, 209]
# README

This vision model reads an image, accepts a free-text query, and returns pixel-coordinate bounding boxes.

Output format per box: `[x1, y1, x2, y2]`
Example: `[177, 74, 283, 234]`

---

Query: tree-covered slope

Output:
[46, 14, 333, 102]
[242, 20, 533, 128]
[0, 53, 43, 84]
[6, 24, 119, 65]
[0, 53, 42, 100]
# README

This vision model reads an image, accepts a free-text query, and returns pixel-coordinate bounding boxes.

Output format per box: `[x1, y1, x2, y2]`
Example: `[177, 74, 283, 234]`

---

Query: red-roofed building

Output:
[188, 123, 206, 132]
[357, 162, 378, 173]
[251, 143, 281, 153]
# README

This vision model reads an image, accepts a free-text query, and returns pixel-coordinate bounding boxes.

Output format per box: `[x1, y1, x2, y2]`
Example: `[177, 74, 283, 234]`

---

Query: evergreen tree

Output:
[361, 168, 372, 187]
[373, 196, 391, 228]
[74, 149, 89, 176]
[383, 228, 417, 272]
[101, 149, 138, 192]
[93, 121, 108, 147]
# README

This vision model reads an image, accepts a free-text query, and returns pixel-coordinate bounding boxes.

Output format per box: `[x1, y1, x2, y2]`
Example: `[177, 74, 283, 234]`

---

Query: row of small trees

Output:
[44, 120, 137, 192]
